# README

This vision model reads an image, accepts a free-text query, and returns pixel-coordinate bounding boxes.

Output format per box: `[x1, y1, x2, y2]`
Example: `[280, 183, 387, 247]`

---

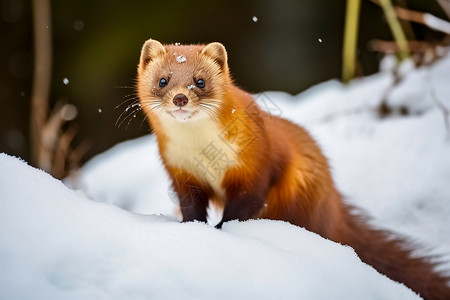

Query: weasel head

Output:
[137, 39, 230, 123]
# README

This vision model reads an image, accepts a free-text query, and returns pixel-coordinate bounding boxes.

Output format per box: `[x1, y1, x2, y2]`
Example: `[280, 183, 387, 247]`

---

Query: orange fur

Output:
[137, 39, 450, 299]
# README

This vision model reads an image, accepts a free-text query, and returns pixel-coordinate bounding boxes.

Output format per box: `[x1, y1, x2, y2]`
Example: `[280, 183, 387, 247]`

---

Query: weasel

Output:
[137, 38, 450, 299]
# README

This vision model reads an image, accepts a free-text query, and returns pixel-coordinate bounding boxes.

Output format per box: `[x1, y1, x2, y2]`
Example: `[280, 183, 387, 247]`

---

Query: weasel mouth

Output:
[166, 108, 199, 121]
[168, 108, 190, 114]
[167, 108, 192, 120]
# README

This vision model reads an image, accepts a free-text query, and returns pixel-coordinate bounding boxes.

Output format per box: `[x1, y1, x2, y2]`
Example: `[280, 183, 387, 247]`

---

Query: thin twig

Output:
[30, 0, 52, 166]
[372, 0, 450, 35]
[53, 125, 78, 178]
[437, 0, 450, 20]
[40, 102, 77, 172]
[396, 7, 450, 35]
[65, 140, 91, 184]
[369, 39, 432, 54]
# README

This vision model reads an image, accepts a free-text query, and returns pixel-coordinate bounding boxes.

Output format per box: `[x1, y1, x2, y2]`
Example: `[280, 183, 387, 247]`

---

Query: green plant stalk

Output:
[379, 0, 410, 60]
[342, 0, 361, 83]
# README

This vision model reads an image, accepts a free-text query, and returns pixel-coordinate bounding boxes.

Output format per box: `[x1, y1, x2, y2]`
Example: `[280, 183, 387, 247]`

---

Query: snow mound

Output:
[0, 154, 419, 299]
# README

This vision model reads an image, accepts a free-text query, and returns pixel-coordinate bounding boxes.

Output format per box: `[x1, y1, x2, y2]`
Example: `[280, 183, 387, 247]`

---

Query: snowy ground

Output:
[2, 52, 450, 299]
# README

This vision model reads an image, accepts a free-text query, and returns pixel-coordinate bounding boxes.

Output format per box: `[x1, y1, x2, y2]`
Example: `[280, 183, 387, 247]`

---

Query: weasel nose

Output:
[173, 93, 189, 107]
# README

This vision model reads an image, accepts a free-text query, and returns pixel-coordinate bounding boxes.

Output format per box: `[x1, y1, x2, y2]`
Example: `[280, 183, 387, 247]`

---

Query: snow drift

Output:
[0, 154, 419, 299]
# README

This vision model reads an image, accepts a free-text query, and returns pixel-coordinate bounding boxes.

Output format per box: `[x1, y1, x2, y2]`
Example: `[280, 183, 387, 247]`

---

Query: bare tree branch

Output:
[30, 0, 52, 167]
[40, 102, 78, 172]
[395, 6, 450, 34]
[437, 0, 450, 20]
[53, 125, 78, 179]
[30, 0, 86, 178]
[369, 39, 433, 54]
[371, 0, 450, 34]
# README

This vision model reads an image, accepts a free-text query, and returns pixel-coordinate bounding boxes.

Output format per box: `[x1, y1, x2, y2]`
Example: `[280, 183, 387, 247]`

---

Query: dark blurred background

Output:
[0, 0, 447, 171]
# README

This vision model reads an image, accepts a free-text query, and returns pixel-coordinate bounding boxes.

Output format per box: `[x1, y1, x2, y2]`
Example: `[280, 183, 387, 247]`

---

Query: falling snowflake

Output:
[63, 78, 69, 85]
[252, 16, 258, 22]
[318, 38, 323, 43]
[187, 85, 195, 90]
[73, 20, 84, 31]
[176, 55, 186, 63]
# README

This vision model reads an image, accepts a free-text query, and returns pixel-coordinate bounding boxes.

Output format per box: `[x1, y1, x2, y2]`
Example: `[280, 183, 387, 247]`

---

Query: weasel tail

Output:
[137, 38, 450, 299]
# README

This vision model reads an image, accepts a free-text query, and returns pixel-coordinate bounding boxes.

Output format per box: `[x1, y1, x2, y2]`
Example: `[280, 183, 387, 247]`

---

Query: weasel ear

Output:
[201, 42, 228, 70]
[139, 39, 166, 72]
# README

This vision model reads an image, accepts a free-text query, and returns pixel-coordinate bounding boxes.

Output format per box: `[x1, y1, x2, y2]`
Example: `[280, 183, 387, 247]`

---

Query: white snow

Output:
[0, 154, 418, 299]
[2, 50, 450, 299]
[424, 13, 450, 35]
[63, 77, 69, 85]
[176, 55, 186, 63]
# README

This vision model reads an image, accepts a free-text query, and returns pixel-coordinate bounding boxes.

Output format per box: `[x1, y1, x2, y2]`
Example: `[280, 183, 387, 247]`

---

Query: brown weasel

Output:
[137, 38, 450, 299]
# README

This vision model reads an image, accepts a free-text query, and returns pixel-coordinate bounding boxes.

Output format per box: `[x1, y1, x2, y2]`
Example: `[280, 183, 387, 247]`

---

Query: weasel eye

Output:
[159, 78, 168, 88]
[196, 79, 205, 89]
